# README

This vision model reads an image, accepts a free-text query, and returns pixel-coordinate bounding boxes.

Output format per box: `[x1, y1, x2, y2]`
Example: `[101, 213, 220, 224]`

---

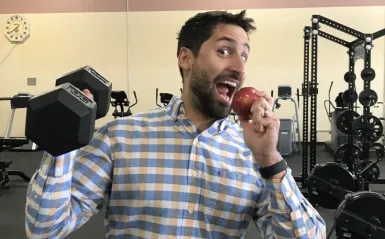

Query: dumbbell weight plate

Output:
[336, 110, 360, 134]
[361, 67, 376, 82]
[352, 114, 383, 143]
[344, 71, 356, 83]
[307, 162, 355, 209]
[334, 143, 362, 165]
[56, 66, 112, 119]
[335, 191, 385, 238]
[358, 89, 378, 107]
[25, 83, 97, 157]
[354, 160, 381, 183]
[342, 89, 358, 104]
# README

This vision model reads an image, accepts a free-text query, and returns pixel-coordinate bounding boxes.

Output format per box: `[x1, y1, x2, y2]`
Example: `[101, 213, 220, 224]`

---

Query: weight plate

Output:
[352, 114, 384, 143]
[335, 191, 385, 239]
[336, 110, 360, 134]
[342, 89, 358, 104]
[307, 162, 355, 209]
[359, 89, 378, 107]
[334, 143, 362, 165]
[354, 160, 380, 183]
[344, 71, 356, 83]
[361, 67, 376, 82]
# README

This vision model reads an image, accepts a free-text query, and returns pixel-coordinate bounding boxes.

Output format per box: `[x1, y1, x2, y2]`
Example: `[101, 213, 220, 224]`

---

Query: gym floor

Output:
[1, 145, 384, 239]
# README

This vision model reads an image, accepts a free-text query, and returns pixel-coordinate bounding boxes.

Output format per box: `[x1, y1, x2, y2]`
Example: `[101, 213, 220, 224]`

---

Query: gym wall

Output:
[0, 0, 384, 143]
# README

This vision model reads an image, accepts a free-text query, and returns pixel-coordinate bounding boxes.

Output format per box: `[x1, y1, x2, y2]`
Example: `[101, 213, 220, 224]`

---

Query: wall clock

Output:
[4, 14, 30, 43]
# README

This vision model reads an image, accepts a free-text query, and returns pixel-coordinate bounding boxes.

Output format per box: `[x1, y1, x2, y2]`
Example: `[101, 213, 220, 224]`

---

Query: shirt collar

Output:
[166, 96, 229, 132]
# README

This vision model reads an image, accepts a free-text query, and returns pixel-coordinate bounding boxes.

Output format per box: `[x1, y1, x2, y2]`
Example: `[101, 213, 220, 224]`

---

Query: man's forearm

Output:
[262, 168, 326, 238]
[25, 127, 113, 239]
[25, 151, 83, 239]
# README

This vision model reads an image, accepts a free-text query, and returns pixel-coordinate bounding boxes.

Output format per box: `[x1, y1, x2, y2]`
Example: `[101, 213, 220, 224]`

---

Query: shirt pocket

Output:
[201, 168, 257, 229]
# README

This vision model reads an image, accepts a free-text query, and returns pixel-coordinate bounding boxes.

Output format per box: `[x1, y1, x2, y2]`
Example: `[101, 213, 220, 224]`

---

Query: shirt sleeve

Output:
[253, 167, 327, 239]
[25, 124, 114, 239]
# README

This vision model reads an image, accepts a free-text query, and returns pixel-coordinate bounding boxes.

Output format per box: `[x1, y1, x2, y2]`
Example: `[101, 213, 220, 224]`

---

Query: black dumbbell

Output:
[25, 66, 112, 157]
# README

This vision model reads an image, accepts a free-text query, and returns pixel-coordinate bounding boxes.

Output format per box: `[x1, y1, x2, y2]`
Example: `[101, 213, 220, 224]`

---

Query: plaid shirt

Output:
[25, 96, 326, 239]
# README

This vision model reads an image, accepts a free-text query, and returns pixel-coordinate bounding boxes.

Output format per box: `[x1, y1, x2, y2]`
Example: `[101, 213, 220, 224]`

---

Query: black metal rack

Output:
[299, 15, 385, 188]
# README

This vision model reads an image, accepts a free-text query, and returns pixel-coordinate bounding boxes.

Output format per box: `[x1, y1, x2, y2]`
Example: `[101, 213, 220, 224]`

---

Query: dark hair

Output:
[176, 10, 256, 81]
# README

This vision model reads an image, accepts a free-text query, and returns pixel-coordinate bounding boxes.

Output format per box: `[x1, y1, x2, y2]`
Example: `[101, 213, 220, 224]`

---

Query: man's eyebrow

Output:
[217, 36, 250, 51]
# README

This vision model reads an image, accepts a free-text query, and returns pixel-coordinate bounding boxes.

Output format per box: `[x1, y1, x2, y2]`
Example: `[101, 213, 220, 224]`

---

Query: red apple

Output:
[231, 87, 260, 120]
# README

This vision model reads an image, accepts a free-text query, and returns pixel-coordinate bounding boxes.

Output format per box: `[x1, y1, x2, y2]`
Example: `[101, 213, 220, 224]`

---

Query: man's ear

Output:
[178, 47, 193, 71]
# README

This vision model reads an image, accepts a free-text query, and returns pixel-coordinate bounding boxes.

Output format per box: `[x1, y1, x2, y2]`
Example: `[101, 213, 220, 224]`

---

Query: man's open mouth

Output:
[215, 80, 238, 101]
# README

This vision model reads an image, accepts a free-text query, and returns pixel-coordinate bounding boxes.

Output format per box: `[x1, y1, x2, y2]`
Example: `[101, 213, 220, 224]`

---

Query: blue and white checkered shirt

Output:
[25, 96, 326, 238]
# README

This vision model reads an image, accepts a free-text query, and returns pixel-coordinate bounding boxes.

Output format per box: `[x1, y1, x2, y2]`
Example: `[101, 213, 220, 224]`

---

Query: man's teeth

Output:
[220, 80, 237, 87]
[220, 94, 230, 100]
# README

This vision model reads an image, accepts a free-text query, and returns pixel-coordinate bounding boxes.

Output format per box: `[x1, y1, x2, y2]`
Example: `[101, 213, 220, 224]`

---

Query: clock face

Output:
[4, 15, 30, 43]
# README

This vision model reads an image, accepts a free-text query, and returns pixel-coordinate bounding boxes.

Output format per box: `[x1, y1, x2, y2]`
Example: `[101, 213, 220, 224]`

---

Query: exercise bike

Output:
[272, 85, 301, 156]
[110, 90, 138, 118]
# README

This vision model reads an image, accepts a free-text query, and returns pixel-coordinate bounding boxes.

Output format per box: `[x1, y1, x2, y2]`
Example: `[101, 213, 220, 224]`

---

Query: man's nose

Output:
[229, 55, 246, 76]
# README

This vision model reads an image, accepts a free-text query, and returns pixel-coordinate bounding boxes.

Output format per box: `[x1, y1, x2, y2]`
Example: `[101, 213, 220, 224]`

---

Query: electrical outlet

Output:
[27, 77, 36, 86]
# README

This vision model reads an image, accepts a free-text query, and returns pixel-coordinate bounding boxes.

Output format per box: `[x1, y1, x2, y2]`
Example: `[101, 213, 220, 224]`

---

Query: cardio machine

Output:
[272, 85, 301, 156]
[156, 88, 182, 107]
[110, 91, 138, 118]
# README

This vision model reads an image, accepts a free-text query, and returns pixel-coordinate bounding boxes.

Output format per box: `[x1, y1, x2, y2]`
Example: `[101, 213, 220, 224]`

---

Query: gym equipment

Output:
[324, 82, 359, 157]
[301, 14, 384, 194]
[25, 66, 112, 157]
[0, 94, 32, 191]
[307, 162, 356, 209]
[56, 66, 111, 119]
[0, 138, 30, 191]
[272, 85, 301, 156]
[361, 67, 376, 82]
[342, 89, 358, 104]
[344, 71, 356, 83]
[308, 142, 384, 208]
[0, 93, 38, 151]
[336, 110, 360, 134]
[334, 143, 362, 165]
[354, 160, 380, 183]
[309, 143, 385, 238]
[359, 89, 377, 107]
[156, 88, 182, 107]
[110, 90, 137, 118]
[352, 114, 383, 144]
[334, 191, 385, 239]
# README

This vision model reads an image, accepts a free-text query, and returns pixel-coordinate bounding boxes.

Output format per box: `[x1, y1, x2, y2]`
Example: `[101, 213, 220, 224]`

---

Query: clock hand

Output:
[9, 25, 20, 33]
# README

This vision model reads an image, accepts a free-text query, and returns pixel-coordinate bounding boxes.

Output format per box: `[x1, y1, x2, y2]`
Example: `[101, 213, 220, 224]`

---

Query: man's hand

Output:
[239, 91, 281, 168]
[82, 89, 94, 100]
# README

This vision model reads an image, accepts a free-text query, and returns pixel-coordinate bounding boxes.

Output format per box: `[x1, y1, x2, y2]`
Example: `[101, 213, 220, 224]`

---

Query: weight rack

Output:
[299, 15, 385, 188]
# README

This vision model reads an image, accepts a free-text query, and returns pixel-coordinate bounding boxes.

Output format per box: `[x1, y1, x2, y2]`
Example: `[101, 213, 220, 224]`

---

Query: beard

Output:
[189, 65, 240, 120]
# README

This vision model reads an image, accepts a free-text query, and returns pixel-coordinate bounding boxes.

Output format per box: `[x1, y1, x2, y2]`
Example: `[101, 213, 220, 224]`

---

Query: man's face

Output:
[189, 24, 249, 120]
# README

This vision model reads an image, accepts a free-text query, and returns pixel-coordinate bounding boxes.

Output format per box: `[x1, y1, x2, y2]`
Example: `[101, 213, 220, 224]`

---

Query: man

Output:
[25, 10, 326, 238]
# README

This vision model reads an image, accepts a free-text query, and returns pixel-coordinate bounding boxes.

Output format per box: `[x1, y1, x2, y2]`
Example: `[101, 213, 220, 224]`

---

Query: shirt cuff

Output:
[39, 150, 77, 177]
[263, 168, 303, 212]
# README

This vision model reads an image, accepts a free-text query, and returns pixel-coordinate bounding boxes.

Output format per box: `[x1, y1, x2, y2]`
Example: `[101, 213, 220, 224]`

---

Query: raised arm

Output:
[25, 125, 114, 239]
[253, 168, 326, 239]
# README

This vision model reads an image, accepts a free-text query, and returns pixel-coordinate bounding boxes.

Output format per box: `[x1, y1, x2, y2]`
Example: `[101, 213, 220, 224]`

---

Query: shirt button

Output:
[188, 208, 194, 214]
[192, 171, 197, 177]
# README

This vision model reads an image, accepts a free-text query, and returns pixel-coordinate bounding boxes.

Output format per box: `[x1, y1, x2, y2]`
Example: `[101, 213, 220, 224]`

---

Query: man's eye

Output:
[218, 49, 230, 55]
[241, 55, 248, 62]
